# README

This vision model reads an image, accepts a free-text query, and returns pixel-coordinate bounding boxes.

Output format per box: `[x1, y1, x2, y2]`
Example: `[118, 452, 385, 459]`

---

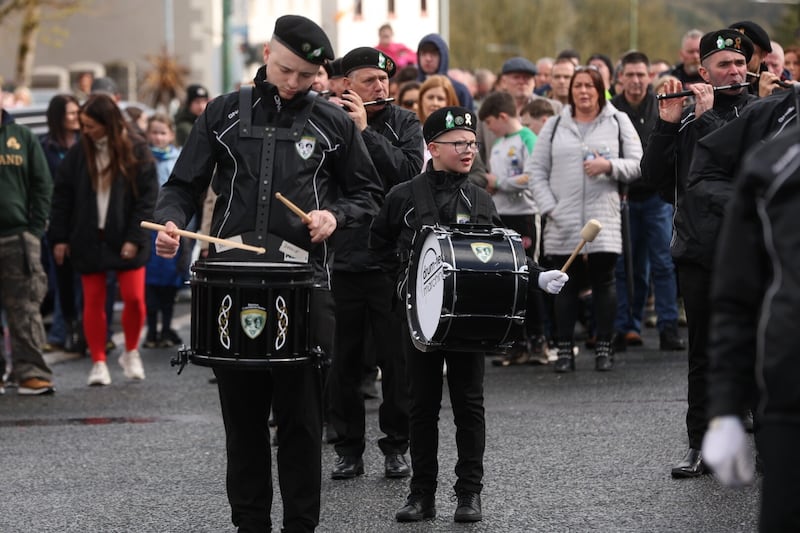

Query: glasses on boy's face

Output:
[431, 140, 482, 154]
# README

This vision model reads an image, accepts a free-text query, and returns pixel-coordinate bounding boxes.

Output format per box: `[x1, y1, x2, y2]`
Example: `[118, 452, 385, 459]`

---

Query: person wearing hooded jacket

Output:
[153, 15, 382, 533]
[416, 33, 474, 111]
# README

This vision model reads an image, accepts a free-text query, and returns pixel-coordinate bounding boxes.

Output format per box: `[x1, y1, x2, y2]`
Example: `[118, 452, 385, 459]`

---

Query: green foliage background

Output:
[448, 0, 800, 71]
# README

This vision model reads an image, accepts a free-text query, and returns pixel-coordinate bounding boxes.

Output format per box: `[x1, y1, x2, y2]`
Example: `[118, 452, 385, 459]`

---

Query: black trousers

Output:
[404, 325, 485, 495]
[676, 261, 710, 450]
[757, 424, 800, 532]
[213, 289, 329, 533]
[329, 270, 409, 458]
[544, 252, 617, 344]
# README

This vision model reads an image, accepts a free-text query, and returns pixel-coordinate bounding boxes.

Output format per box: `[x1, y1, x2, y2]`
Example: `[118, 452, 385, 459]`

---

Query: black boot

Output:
[595, 340, 614, 371]
[553, 341, 575, 373]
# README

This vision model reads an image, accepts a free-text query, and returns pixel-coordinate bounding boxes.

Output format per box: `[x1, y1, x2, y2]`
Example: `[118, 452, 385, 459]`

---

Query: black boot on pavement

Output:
[659, 323, 686, 351]
[670, 448, 707, 478]
[331, 455, 364, 479]
[384, 453, 411, 478]
[453, 491, 482, 522]
[594, 340, 614, 371]
[553, 341, 575, 373]
[396, 492, 436, 522]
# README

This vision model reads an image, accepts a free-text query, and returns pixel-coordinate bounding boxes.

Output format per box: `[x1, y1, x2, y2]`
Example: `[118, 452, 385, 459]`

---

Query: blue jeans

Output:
[615, 194, 679, 334]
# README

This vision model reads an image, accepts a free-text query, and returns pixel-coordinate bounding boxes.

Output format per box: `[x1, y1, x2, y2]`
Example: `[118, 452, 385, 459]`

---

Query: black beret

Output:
[700, 29, 754, 63]
[341, 47, 397, 78]
[728, 21, 772, 53]
[327, 58, 344, 79]
[273, 15, 334, 65]
[423, 106, 477, 143]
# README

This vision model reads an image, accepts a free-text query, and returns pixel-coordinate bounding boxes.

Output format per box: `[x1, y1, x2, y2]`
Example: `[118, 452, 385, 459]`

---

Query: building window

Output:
[421, 0, 427, 13]
[388, 0, 395, 14]
[355, 0, 362, 17]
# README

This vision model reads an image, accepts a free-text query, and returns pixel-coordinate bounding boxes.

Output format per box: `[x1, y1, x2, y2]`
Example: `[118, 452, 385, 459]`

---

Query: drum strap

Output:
[410, 175, 440, 226]
[237, 85, 316, 245]
[410, 174, 493, 226]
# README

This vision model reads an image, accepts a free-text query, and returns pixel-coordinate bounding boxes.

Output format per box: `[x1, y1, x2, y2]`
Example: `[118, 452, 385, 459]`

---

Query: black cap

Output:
[273, 15, 334, 65]
[342, 47, 397, 77]
[501, 57, 537, 76]
[700, 29, 754, 63]
[423, 106, 477, 143]
[186, 83, 209, 104]
[728, 21, 772, 53]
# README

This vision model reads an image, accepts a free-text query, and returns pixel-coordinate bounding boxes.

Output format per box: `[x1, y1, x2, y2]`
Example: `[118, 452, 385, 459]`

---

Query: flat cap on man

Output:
[273, 14, 334, 65]
[700, 29, 754, 63]
[501, 57, 537, 76]
[728, 20, 772, 53]
[342, 47, 397, 78]
[423, 106, 476, 143]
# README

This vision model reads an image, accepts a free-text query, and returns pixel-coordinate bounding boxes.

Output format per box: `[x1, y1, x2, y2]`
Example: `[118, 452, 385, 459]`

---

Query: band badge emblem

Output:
[471, 242, 494, 263]
[6, 137, 20, 150]
[296, 136, 316, 160]
[240, 304, 267, 339]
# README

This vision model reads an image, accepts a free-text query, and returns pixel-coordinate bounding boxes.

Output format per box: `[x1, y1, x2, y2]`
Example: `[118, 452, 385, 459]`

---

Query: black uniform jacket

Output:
[641, 90, 754, 206]
[332, 104, 423, 272]
[681, 85, 800, 269]
[708, 125, 800, 424]
[154, 66, 382, 284]
[49, 137, 158, 273]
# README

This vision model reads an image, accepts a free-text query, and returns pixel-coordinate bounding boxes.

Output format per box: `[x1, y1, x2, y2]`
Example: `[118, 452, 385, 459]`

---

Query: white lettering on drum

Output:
[420, 247, 443, 297]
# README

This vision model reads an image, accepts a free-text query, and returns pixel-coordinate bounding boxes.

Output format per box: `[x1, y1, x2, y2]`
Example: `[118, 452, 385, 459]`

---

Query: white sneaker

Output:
[88, 361, 111, 386]
[119, 349, 145, 380]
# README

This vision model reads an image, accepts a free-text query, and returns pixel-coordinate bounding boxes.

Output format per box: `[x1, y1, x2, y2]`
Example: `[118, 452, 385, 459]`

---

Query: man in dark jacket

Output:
[174, 83, 209, 147]
[416, 33, 474, 110]
[154, 15, 382, 533]
[611, 51, 684, 352]
[702, 125, 800, 532]
[641, 29, 755, 479]
[0, 101, 54, 396]
[327, 46, 424, 481]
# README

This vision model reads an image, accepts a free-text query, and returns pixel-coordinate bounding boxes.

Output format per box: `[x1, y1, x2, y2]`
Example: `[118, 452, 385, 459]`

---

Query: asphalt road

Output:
[0, 305, 760, 532]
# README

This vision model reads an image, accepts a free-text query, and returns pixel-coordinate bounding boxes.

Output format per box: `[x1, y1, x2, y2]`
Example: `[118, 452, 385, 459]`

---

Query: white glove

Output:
[537, 270, 569, 294]
[702, 416, 754, 487]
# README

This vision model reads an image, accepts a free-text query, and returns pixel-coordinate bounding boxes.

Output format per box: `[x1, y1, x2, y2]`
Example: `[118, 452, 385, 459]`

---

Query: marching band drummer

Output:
[370, 106, 569, 524]
[153, 15, 382, 533]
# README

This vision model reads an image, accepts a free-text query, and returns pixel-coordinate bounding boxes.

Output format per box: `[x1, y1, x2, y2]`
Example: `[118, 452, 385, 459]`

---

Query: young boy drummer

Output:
[370, 106, 569, 523]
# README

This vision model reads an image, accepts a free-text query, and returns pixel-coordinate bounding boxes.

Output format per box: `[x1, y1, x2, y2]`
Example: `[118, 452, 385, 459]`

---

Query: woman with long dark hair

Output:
[49, 93, 158, 386]
[40, 94, 83, 353]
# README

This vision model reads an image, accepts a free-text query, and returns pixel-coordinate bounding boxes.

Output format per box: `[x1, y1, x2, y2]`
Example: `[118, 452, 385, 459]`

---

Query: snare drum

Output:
[405, 225, 528, 352]
[188, 261, 313, 367]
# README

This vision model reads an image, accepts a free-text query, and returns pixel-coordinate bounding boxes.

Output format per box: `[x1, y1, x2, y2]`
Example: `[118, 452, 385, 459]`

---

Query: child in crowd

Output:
[479, 91, 548, 366]
[143, 114, 184, 348]
[520, 98, 556, 135]
[371, 106, 568, 523]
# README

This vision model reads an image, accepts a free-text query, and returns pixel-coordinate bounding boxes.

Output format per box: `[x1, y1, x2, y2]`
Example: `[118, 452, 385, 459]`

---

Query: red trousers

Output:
[81, 268, 145, 362]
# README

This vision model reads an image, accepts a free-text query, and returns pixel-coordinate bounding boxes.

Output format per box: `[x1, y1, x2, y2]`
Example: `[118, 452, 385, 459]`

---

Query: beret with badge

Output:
[272, 14, 334, 65]
[423, 106, 476, 143]
[699, 28, 754, 63]
[342, 47, 397, 78]
[728, 20, 772, 53]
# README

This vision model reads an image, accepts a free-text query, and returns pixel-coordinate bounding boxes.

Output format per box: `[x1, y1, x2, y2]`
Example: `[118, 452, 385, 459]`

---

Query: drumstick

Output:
[560, 219, 603, 272]
[275, 192, 312, 224]
[140, 221, 266, 255]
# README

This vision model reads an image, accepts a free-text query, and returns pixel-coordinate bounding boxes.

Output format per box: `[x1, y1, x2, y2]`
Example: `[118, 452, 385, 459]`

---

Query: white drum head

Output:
[414, 230, 445, 341]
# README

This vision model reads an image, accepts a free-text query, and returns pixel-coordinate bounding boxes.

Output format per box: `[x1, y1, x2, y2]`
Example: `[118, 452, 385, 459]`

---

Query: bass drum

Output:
[405, 225, 528, 352]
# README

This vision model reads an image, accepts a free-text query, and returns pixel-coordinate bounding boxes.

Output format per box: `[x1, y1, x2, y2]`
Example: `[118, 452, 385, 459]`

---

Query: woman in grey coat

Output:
[526, 66, 642, 372]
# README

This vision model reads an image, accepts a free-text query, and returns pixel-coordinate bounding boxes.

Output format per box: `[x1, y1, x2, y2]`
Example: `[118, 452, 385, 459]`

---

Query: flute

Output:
[656, 82, 750, 100]
[746, 71, 792, 89]
[363, 97, 394, 106]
